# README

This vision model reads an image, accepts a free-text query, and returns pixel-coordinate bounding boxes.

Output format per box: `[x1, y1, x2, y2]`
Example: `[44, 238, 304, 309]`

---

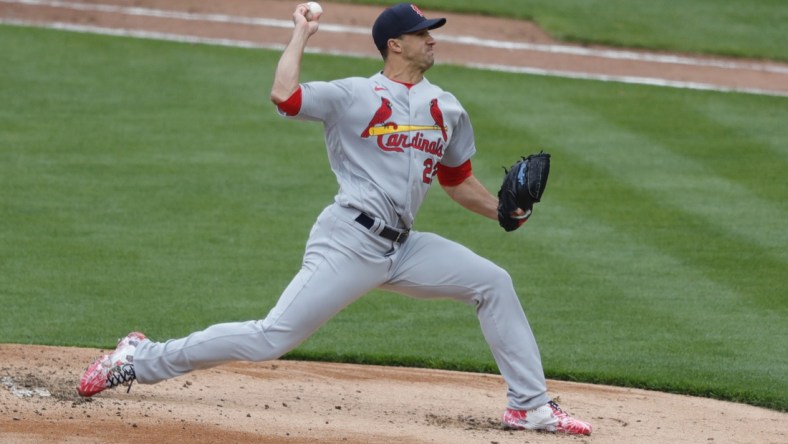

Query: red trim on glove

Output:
[437, 159, 472, 186]
[276, 86, 302, 116]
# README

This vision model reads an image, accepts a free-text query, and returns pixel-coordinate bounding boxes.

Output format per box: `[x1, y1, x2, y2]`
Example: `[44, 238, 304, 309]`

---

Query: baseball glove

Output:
[497, 152, 551, 232]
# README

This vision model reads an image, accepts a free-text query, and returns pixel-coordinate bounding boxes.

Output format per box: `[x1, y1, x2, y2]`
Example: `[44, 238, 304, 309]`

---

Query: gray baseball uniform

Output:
[133, 72, 551, 411]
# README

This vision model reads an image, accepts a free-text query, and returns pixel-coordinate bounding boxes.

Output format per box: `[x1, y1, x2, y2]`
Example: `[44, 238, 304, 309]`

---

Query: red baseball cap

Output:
[372, 3, 447, 51]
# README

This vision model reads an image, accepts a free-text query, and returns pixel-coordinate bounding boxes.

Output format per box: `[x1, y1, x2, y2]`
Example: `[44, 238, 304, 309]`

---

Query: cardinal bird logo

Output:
[429, 99, 448, 141]
[361, 97, 394, 138]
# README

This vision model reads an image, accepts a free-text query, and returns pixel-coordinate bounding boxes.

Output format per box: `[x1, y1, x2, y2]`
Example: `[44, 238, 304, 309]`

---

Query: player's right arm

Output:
[270, 4, 321, 104]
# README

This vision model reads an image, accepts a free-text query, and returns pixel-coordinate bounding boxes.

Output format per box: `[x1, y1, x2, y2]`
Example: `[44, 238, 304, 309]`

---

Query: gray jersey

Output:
[132, 72, 551, 412]
[285, 72, 476, 228]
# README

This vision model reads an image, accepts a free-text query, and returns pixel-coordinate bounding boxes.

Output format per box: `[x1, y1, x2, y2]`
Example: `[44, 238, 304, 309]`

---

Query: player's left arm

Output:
[439, 162, 527, 222]
[439, 162, 498, 221]
[442, 175, 499, 221]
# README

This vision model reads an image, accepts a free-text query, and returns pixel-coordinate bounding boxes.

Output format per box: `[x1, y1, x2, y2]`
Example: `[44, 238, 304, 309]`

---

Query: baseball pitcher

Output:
[78, 2, 591, 436]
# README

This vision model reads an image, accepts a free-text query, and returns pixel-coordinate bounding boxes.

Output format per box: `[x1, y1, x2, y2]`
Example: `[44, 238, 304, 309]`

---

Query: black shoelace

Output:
[106, 363, 137, 393]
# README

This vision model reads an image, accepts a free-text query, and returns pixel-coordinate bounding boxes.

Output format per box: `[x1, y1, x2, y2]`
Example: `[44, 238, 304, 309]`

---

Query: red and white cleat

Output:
[77, 332, 146, 397]
[502, 400, 592, 435]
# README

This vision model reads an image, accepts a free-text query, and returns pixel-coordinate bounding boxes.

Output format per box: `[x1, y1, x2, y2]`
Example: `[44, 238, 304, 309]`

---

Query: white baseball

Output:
[305, 1, 323, 21]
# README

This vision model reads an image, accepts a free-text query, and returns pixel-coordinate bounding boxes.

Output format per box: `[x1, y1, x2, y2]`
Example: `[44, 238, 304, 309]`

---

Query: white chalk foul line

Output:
[470, 63, 788, 98]
[1, 23, 787, 97]
[4, 18, 786, 98]
[0, 18, 369, 55]
[2, 0, 370, 33]
[6, 0, 788, 74]
[441, 34, 788, 75]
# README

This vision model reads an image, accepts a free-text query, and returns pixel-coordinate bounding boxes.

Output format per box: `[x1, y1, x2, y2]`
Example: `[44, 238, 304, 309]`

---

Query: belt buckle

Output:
[394, 229, 409, 243]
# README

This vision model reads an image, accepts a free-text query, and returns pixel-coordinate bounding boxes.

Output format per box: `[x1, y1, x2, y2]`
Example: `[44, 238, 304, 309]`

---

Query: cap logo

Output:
[410, 4, 425, 18]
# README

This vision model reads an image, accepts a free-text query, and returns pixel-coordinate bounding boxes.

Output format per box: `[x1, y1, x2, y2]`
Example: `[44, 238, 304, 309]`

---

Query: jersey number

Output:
[422, 158, 438, 184]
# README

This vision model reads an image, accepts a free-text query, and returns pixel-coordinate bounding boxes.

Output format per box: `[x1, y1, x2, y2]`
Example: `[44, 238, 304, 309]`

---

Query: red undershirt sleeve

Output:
[437, 159, 473, 187]
[275, 86, 303, 116]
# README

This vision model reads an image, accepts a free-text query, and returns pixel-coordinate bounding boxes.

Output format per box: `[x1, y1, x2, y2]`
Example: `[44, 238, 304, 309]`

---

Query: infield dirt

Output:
[2, 344, 787, 443]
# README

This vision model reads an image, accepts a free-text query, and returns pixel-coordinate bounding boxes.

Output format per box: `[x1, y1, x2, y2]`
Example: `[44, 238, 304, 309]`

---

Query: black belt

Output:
[354, 213, 410, 244]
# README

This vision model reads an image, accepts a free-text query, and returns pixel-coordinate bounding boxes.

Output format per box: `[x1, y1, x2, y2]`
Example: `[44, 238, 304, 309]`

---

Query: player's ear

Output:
[387, 37, 403, 54]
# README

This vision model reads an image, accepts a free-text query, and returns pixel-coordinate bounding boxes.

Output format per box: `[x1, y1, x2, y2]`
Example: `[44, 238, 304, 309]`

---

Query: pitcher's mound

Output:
[0, 344, 785, 443]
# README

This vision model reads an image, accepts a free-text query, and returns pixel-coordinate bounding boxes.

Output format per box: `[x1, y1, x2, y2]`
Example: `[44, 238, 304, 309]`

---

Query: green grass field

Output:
[343, 0, 788, 61]
[1, 24, 786, 412]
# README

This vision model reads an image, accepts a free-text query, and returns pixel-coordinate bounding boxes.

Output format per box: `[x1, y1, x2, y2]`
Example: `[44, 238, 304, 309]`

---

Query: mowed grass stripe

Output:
[523, 201, 785, 406]
[502, 80, 787, 256]
[452, 70, 787, 262]
[690, 97, 788, 165]
[481, 80, 788, 300]
[551, 117, 785, 311]
[578, 91, 788, 220]
[563, 96, 787, 299]
[0, 25, 311, 330]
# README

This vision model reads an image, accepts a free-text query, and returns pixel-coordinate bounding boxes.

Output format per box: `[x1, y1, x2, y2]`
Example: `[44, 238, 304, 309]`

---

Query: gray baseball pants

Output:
[133, 203, 550, 410]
